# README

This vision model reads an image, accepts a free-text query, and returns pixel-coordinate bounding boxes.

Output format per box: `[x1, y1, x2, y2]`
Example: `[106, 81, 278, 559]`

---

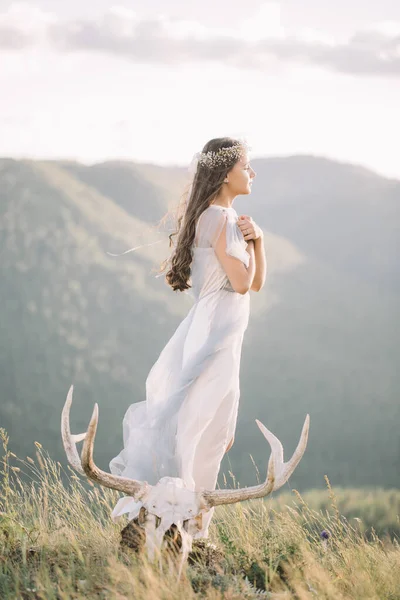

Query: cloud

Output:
[0, 23, 32, 48]
[1, 3, 400, 77]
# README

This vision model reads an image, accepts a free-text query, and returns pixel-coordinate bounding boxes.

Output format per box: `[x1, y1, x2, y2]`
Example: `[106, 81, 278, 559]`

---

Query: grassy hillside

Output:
[0, 432, 399, 599]
[0, 155, 398, 490]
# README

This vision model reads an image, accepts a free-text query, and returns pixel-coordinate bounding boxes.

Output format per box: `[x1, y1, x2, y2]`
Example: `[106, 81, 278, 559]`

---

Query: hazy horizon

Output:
[1, 0, 400, 178]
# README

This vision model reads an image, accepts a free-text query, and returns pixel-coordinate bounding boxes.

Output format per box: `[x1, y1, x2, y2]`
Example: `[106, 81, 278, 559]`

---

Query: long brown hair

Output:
[157, 137, 245, 292]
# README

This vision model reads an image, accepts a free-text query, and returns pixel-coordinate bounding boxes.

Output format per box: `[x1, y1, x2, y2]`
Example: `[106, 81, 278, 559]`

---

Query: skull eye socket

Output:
[138, 507, 147, 525]
[183, 517, 201, 532]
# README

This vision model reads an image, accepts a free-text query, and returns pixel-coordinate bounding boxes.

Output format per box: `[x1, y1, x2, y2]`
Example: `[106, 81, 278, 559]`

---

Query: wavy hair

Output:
[157, 137, 246, 292]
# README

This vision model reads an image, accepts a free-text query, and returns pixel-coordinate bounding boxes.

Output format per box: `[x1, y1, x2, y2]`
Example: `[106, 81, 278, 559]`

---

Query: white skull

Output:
[112, 476, 207, 563]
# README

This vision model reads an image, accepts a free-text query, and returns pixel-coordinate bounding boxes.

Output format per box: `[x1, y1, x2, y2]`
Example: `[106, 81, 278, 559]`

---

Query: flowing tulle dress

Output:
[109, 204, 251, 536]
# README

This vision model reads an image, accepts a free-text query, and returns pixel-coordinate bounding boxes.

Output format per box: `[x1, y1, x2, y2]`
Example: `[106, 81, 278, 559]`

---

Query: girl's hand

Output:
[237, 215, 263, 241]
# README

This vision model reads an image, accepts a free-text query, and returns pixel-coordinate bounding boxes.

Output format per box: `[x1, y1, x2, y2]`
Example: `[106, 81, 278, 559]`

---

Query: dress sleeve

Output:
[195, 208, 250, 268]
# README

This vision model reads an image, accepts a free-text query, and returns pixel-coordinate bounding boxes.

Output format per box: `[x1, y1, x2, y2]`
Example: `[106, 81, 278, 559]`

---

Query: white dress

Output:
[109, 204, 251, 536]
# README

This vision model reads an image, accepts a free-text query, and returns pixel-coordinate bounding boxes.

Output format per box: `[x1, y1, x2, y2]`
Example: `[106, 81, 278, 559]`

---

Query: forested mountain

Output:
[0, 155, 398, 490]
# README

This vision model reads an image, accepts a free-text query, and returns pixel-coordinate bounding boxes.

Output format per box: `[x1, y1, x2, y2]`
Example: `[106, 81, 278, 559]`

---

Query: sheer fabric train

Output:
[109, 205, 251, 537]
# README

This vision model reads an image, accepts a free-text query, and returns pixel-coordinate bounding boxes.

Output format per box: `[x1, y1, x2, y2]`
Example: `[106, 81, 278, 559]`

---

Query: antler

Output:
[61, 385, 88, 475]
[202, 415, 309, 507]
[61, 385, 148, 498]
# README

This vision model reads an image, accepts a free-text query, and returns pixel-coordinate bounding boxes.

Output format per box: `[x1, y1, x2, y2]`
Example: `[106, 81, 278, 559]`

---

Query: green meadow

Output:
[1, 429, 399, 600]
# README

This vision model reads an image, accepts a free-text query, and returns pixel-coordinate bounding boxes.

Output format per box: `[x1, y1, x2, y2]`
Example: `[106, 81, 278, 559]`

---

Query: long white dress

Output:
[109, 204, 251, 536]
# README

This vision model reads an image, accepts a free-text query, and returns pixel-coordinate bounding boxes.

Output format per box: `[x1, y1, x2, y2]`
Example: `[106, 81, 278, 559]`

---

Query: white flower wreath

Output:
[188, 139, 251, 174]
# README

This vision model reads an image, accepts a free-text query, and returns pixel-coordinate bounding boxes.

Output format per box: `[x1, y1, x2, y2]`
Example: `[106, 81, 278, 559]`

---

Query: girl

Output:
[110, 137, 267, 537]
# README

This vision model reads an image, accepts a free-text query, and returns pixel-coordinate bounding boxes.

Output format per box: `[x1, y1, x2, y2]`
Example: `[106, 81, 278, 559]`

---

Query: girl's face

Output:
[227, 151, 256, 196]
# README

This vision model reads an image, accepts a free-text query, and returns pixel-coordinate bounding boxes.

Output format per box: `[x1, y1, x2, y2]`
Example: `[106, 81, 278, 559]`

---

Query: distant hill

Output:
[244, 156, 399, 290]
[0, 155, 398, 490]
[56, 160, 186, 223]
[0, 158, 183, 462]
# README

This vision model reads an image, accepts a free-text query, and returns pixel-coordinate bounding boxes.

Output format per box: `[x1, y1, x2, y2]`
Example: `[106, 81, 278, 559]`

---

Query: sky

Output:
[1, 0, 400, 178]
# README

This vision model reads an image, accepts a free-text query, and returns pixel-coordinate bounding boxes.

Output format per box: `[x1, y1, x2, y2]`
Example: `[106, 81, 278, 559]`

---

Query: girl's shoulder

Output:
[203, 205, 238, 222]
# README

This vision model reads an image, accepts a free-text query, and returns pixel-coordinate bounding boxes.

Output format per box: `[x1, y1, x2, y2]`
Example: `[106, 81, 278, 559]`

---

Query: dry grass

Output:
[1, 428, 399, 599]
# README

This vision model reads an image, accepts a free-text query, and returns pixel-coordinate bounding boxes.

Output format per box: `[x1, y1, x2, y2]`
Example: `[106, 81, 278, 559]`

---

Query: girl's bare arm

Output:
[237, 216, 267, 292]
[214, 221, 257, 295]
[249, 236, 267, 291]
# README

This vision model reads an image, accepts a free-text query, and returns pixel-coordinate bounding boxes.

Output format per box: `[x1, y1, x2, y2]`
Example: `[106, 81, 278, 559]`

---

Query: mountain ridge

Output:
[0, 154, 398, 490]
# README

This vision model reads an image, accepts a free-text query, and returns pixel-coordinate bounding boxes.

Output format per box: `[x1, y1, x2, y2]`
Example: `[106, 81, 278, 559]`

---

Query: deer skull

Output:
[61, 385, 309, 568]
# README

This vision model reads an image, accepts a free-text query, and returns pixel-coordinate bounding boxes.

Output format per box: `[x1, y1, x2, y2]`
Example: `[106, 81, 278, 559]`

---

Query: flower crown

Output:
[193, 141, 251, 171]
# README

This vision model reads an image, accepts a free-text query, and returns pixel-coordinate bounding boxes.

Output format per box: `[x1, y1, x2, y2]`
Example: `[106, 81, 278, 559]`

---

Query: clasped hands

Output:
[237, 214, 263, 242]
